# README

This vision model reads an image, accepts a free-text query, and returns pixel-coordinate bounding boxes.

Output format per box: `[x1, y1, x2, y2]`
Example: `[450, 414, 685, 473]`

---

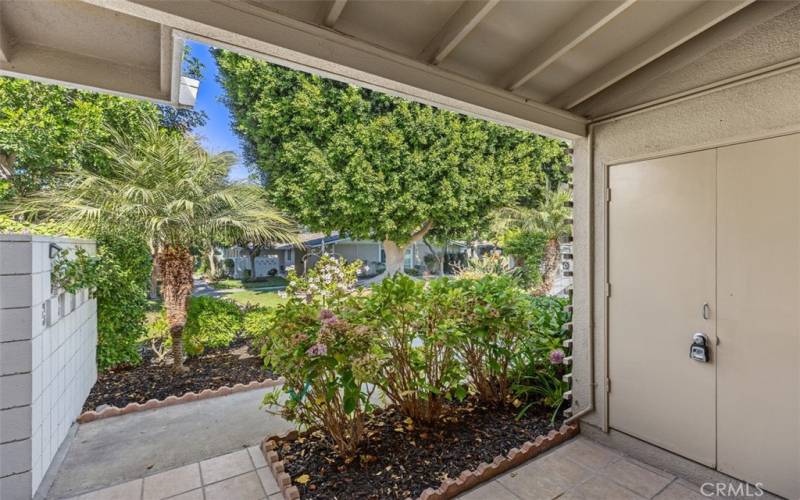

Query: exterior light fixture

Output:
[49, 243, 63, 259]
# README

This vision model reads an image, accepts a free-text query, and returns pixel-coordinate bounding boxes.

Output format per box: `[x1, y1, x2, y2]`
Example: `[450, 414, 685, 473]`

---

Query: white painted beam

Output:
[159, 24, 173, 95]
[500, 0, 637, 91]
[0, 3, 10, 63]
[323, 0, 347, 28]
[420, 0, 499, 65]
[80, 0, 588, 138]
[549, 0, 756, 110]
[0, 42, 165, 104]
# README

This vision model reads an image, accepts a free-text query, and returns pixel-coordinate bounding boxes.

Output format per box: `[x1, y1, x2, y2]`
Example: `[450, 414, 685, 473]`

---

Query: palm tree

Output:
[490, 188, 571, 294]
[8, 118, 298, 370]
[531, 188, 571, 295]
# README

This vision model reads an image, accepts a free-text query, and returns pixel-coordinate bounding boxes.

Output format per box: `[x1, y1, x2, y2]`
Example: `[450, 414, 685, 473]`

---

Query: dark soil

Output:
[280, 400, 564, 499]
[82, 338, 276, 412]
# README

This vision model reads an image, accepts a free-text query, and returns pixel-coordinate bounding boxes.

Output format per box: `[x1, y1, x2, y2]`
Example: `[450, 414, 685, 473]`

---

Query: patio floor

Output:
[45, 401, 781, 500]
[51, 432, 758, 500]
[44, 388, 292, 499]
[458, 436, 782, 500]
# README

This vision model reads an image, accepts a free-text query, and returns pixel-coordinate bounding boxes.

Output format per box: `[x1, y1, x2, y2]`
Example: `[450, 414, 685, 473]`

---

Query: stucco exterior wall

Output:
[0, 235, 97, 499]
[576, 67, 800, 432]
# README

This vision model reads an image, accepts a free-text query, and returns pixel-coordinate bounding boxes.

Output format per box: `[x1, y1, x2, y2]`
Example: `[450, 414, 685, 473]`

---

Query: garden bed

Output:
[267, 400, 569, 499]
[82, 338, 276, 412]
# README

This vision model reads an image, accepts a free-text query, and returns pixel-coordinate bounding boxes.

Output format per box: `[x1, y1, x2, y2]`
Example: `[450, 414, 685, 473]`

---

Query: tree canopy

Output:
[0, 76, 207, 198]
[213, 49, 569, 272]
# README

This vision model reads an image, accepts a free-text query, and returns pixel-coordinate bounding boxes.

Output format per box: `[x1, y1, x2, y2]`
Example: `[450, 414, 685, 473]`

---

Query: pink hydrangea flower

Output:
[319, 309, 339, 326]
[549, 349, 565, 365]
[306, 343, 328, 357]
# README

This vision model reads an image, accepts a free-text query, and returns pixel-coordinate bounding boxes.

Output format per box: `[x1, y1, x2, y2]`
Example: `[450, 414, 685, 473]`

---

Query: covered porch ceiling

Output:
[0, 0, 790, 139]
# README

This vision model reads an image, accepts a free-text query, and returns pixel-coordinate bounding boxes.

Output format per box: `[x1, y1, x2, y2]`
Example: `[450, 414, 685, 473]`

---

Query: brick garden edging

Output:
[76, 377, 285, 423]
[418, 423, 579, 500]
[259, 422, 579, 500]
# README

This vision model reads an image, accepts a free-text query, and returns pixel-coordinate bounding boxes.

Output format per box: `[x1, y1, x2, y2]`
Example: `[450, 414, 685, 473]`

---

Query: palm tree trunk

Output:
[158, 245, 194, 372]
[537, 238, 561, 295]
[149, 256, 160, 300]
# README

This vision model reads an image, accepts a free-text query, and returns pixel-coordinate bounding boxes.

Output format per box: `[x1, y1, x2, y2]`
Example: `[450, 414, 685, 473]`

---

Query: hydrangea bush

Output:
[256, 257, 571, 458]
[262, 256, 379, 458]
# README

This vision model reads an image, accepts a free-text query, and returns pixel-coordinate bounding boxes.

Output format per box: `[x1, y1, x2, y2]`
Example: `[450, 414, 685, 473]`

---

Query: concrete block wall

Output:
[0, 234, 97, 499]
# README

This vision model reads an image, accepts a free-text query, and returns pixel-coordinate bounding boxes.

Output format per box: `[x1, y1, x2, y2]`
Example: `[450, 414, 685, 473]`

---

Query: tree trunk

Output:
[149, 256, 160, 300]
[206, 246, 217, 278]
[0, 152, 16, 180]
[380, 222, 433, 278]
[537, 238, 561, 295]
[383, 240, 408, 276]
[422, 237, 443, 276]
[157, 246, 194, 372]
[171, 328, 185, 371]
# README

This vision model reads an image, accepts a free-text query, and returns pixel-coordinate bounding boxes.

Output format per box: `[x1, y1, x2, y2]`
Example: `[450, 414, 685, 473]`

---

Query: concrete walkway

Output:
[192, 278, 223, 298]
[458, 436, 782, 500]
[45, 388, 293, 499]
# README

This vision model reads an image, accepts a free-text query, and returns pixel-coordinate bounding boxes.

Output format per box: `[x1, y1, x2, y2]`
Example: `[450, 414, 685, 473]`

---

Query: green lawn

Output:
[210, 276, 288, 290]
[221, 289, 287, 308]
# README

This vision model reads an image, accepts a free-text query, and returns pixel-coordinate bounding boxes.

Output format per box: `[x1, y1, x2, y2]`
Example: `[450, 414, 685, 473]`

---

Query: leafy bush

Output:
[94, 232, 152, 370]
[512, 295, 571, 420]
[255, 256, 572, 458]
[261, 257, 378, 458]
[284, 254, 361, 307]
[141, 309, 171, 362]
[1, 219, 152, 371]
[365, 275, 466, 424]
[182, 296, 243, 356]
[454, 274, 536, 405]
[502, 229, 547, 289]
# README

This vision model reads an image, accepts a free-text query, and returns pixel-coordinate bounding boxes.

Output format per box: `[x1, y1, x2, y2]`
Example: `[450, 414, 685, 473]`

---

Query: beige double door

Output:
[608, 134, 800, 499]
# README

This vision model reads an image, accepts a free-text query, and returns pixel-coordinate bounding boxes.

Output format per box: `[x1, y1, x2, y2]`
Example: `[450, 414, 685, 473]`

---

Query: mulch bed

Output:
[82, 338, 276, 412]
[279, 400, 564, 499]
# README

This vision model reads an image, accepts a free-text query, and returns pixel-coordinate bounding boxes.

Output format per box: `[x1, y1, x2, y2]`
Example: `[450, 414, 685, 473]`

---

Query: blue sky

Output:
[185, 40, 250, 181]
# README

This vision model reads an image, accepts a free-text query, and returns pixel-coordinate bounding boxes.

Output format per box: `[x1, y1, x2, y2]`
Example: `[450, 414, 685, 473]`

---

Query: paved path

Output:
[45, 389, 293, 499]
[192, 278, 223, 298]
[458, 436, 782, 500]
[48, 430, 751, 500]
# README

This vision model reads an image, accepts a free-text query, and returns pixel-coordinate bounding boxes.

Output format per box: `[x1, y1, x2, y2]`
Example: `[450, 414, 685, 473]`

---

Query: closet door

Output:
[608, 150, 717, 466]
[717, 134, 800, 500]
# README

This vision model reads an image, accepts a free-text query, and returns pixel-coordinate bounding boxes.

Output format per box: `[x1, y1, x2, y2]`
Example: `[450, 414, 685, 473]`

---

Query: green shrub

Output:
[502, 229, 547, 289]
[256, 257, 572, 458]
[454, 274, 536, 405]
[512, 295, 571, 420]
[183, 296, 243, 356]
[144, 297, 247, 361]
[365, 275, 466, 424]
[141, 309, 171, 362]
[260, 257, 378, 458]
[94, 232, 152, 371]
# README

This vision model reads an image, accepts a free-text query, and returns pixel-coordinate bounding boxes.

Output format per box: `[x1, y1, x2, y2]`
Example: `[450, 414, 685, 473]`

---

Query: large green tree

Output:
[214, 50, 570, 274]
[0, 76, 207, 197]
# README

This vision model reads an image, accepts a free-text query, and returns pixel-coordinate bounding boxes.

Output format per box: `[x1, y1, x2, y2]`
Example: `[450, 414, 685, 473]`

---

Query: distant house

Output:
[220, 232, 468, 279]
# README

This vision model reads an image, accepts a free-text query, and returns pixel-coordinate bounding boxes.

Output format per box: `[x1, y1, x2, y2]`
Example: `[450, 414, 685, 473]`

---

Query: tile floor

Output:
[459, 437, 711, 500]
[61, 435, 766, 500]
[63, 446, 280, 500]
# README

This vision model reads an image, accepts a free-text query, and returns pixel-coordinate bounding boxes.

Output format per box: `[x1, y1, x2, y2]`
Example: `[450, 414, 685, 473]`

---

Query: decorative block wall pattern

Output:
[0, 234, 97, 500]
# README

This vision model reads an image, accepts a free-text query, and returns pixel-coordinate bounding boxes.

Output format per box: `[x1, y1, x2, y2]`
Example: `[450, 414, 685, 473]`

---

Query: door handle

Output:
[702, 303, 711, 320]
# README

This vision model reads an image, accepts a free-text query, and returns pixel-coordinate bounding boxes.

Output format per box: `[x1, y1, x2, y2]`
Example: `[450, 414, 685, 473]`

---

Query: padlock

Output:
[689, 333, 710, 363]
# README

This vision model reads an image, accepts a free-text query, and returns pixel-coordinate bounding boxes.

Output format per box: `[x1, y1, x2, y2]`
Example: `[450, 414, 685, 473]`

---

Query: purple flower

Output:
[549, 349, 565, 365]
[319, 309, 339, 326]
[306, 343, 328, 357]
